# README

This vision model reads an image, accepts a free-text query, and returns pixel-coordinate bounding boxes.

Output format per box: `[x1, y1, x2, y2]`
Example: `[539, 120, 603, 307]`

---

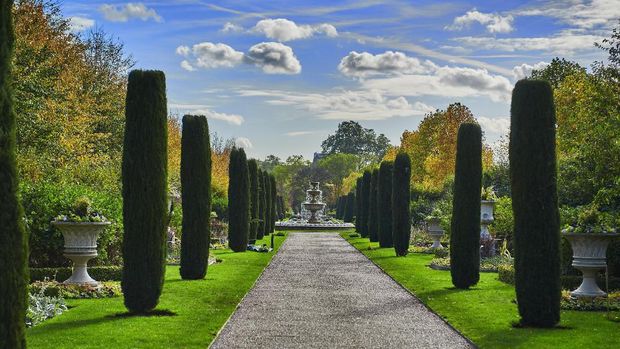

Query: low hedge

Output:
[498, 264, 620, 290]
[30, 266, 122, 282]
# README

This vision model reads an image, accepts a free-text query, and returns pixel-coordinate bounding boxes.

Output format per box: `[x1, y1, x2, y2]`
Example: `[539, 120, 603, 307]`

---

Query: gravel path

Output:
[210, 232, 473, 348]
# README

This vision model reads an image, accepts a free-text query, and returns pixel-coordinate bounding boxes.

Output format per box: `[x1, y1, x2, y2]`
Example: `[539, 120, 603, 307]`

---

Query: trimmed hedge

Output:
[510, 79, 561, 327]
[247, 159, 259, 243]
[450, 123, 482, 289]
[0, 2, 28, 346]
[368, 169, 379, 242]
[392, 153, 411, 256]
[180, 115, 212, 280]
[344, 192, 355, 223]
[359, 170, 372, 238]
[378, 161, 393, 248]
[121, 70, 168, 313]
[227, 148, 250, 252]
[497, 264, 620, 291]
[30, 266, 123, 283]
[355, 178, 362, 229]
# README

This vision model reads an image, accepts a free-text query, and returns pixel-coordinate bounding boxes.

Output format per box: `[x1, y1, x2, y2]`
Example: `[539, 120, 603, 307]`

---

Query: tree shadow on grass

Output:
[110, 309, 177, 318]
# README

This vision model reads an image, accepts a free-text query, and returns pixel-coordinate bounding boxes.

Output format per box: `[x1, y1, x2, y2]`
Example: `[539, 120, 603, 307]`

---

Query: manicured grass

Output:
[26, 234, 286, 349]
[343, 234, 620, 349]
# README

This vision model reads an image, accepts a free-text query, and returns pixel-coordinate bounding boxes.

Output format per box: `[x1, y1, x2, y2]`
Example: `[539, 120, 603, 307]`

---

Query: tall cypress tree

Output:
[511, 80, 561, 327]
[450, 123, 482, 289]
[270, 175, 277, 234]
[355, 178, 362, 231]
[264, 172, 272, 235]
[180, 115, 212, 280]
[335, 197, 342, 219]
[378, 161, 394, 248]
[256, 169, 266, 240]
[368, 169, 379, 242]
[248, 159, 259, 244]
[343, 192, 355, 223]
[228, 148, 250, 252]
[0, 1, 28, 346]
[360, 170, 372, 238]
[392, 153, 411, 256]
[277, 195, 285, 219]
[122, 70, 168, 313]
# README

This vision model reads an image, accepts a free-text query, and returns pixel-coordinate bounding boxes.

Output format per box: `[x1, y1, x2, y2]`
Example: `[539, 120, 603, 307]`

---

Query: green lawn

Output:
[26, 234, 286, 349]
[343, 234, 620, 349]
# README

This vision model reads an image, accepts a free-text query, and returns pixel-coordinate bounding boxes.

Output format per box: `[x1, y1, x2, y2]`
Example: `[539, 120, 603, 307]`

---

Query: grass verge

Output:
[343, 234, 620, 349]
[26, 234, 286, 348]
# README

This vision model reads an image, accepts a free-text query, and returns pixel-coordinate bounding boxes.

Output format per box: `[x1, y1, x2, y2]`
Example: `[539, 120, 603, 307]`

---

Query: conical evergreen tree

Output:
[256, 169, 266, 240]
[343, 192, 355, 223]
[392, 153, 411, 256]
[450, 123, 482, 289]
[228, 148, 250, 251]
[270, 175, 277, 233]
[511, 79, 561, 327]
[355, 178, 362, 231]
[248, 159, 259, 243]
[378, 161, 394, 248]
[360, 170, 372, 238]
[122, 70, 168, 313]
[0, 1, 28, 346]
[263, 171, 272, 235]
[368, 169, 379, 242]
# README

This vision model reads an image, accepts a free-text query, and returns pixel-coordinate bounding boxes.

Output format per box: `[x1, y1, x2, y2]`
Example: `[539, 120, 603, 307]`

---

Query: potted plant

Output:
[51, 197, 110, 286]
[425, 208, 444, 249]
[562, 205, 619, 298]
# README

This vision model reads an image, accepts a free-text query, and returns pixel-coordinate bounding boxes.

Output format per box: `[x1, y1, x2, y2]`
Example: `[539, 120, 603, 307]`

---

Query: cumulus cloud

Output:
[243, 42, 301, 74]
[69, 16, 95, 32]
[251, 18, 338, 42]
[446, 9, 514, 33]
[338, 51, 437, 77]
[176, 45, 190, 56]
[99, 3, 162, 22]
[192, 109, 245, 125]
[235, 137, 253, 149]
[190, 42, 244, 68]
[220, 22, 244, 33]
[476, 116, 510, 136]
[180, 60, 195, 71]
[454, 33, 603, 55]
[512, 61, 549, 80]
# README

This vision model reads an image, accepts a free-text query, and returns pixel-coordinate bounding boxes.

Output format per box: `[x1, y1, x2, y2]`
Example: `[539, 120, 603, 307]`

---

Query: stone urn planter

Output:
[563, 232, 619, 297]
[480, 200, 496, 239]
[425, 218, 444, 249]
[52, 221, 111, 286]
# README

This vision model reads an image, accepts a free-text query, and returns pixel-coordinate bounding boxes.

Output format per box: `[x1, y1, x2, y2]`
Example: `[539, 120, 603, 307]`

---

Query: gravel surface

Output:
[210, 232, 473, 348]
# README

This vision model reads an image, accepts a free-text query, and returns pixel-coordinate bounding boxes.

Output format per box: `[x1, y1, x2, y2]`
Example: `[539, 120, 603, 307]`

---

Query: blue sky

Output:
[63, 0, 618, 160]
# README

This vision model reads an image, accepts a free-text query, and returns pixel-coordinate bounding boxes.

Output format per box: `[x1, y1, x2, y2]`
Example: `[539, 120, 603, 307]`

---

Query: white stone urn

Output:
[52, 221, 110, 286]
[563, 232, 619, 298]
[480, 200, 496, 239]
[425, 218, 444, 249]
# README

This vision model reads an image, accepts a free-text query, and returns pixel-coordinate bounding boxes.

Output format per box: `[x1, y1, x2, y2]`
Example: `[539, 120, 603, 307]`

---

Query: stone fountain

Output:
[276, 182, 354, 231]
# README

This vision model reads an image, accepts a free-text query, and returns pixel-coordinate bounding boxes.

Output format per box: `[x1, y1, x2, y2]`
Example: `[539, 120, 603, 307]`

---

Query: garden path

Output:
[210, 232, 472, 348]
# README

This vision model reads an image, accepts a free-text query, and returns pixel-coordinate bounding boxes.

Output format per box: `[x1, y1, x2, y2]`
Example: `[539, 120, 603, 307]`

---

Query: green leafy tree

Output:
[180, 115, 211, 280]
[530, 58, 586, 89]
[511, 80, 561, 328]
[321, 120, 391, 163]
[450, 123, 482, 289]
[317, 153, 359, 199]
[378, 161, 393, 248]
[392, 153, 411, 256]
[228, 148, 250, 252]
[368, 168, 379, 242]
[122, 70, 168, 313]
[247, 159, 259, 243]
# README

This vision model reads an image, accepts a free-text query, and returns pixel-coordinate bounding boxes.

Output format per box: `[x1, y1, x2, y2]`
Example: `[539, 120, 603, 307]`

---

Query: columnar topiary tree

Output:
[344, 192, 355, 223]
[264, 171, 272, 235]
[270, 175, 277, 232]
[0, 1, 28, 346]
[378, 161, 394, 248]
[368, 169, 379, 242]
[228, 148, 250, 252]
[511, 79, 561, 327]
[256, 169, 266, 240]
[277, 195, 285, 219]
[180, 115, 212, 280]
[335, 196, 342, 219]
[450, 122, 482, 289]
[355, 178, 362, 231]
[122, 70, 168, 313]
[360, 170, 372, 238]
[248, 159, 259, 244]
[392, 153, 411, 256]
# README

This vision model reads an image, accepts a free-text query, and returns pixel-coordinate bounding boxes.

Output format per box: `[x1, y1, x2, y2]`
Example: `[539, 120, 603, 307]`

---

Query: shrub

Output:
[344, 192, 355, 223]
[29, 281, 122, 299]
[378, 161, 393, 248]
[450, 123, 482, 289]
[29, 266, 122, 282]
[211, 191, 228, 221]
[392, 153, 411, 256]
[498, 264, 515, 285]
[227, 148, 250, 252]
[510, 79, 561, 327]
[490, 196, 514, 241]
[359, 170, 372, 237]
[26, 287, 67, 328]
[121, 70, 168, 313]
[247, 159, 259, 243]
[368, 169, 379, 242]
[180, 115, 212, 280]
[0, 3, 28, 344]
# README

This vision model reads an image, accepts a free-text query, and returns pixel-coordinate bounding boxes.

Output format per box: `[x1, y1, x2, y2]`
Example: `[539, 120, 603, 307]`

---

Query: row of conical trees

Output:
[228, 151, 279, 252]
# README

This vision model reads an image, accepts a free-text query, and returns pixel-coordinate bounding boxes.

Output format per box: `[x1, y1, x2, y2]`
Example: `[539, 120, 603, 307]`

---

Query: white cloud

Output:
[188, 42, 244, 68]
[446, 9, 514, 33]
[285, 131, 321, 137]
[514, 0, 620, 30]
[180, 60, 195, 71]
[244, 42, 301, 74]
[512, 61, 549, 80]
[220, 22, 244, 33]
[476, 116, 510, 136]
[192, 109, 245, 125]
[99, 3, 162, 22]
[176, 45, 190, 56]
[235, 137, 253, 149]
[69, 16, 94, 32]
[338, 51, 437, 77]
[251, 18, 338, 42]
[455, 33, 603, 55]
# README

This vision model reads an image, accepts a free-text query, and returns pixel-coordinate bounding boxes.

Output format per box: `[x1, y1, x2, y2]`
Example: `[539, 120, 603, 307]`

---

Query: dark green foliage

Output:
[270, 175, 277, 233]
[30, 266, 123, 282]
[344, 192, 355, 223]
[355, 178, 362, 230]
[378, 161, 394, 248]
[339, 196, 347, 219]
[510, 79, 561, 327]
[256, 170, 266, 239]
[0, 1, 27, 345]
[277, 195, 285, 219]
[248, 159, 259, 243]
[368, 169, 379, 242]
[228, 148, 250, 252]
[359, 170, 372, 237]
[392, 153, 411, 256]
[264, 172, 272, 235]
[450, 123, 482, 289]
[335, 196, 343, 219]
[122, 70, 168, 313]
[180, 115, 212, 280]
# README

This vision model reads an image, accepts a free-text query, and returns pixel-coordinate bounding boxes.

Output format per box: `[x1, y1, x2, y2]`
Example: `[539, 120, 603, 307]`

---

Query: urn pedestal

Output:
[563, 232, 619, 298]
[52, 221, 110, 286]
[425, 218, 444, 249]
